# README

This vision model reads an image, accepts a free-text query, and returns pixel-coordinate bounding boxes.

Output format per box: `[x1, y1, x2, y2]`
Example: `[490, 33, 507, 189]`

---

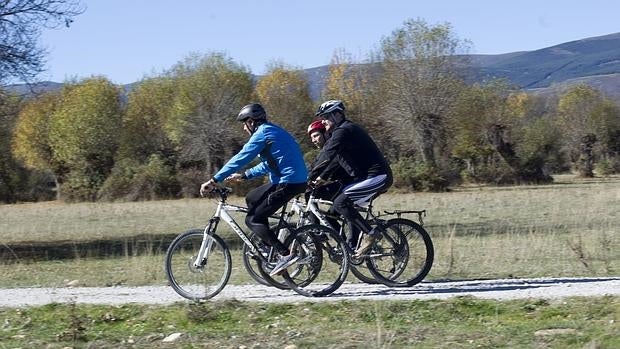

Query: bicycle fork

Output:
[193, 202, 228, 269]
[193, 218, 217, 269]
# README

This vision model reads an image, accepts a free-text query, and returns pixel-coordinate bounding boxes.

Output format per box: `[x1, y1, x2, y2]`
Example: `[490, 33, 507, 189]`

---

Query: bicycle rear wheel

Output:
[164, 229, 231, 300]
[362, 224, 408, 286]
[281, 224, 350, 297]
[368, 219, 434, 287]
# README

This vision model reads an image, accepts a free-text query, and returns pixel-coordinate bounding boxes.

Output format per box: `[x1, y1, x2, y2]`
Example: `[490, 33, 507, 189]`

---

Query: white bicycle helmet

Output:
[315, 100, 345, 117]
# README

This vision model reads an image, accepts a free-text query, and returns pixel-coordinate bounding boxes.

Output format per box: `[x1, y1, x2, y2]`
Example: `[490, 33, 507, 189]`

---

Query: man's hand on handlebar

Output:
[309, 176, 326, 189]
[200, 179, 218, 197]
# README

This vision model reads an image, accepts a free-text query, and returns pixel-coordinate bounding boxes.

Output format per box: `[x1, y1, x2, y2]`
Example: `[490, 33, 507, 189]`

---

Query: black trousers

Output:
[245, 182, 307, 255]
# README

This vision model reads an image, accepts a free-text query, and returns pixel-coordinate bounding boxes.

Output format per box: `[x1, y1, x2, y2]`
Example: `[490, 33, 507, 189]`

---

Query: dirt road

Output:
[0, 277, 618, 308]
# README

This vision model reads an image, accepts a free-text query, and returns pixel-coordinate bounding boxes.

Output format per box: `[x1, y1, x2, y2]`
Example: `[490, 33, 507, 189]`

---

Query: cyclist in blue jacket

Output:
[201, 103, 308, 275]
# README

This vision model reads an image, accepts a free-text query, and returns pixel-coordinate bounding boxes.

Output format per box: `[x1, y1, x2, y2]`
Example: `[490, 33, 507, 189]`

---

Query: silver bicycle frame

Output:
[193, 200, 260, 268]
[289, 194, 337, 229]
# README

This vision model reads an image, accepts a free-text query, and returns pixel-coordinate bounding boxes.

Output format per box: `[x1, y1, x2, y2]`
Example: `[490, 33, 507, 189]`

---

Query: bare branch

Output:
[0, 0, 85, 85]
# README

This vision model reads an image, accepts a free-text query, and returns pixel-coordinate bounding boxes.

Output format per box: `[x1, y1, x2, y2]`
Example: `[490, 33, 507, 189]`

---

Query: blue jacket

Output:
[213, 122, 308, 184]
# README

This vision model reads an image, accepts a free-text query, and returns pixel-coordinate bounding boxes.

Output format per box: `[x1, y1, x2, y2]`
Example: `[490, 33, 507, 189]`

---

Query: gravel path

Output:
[1, 277, 618, 308]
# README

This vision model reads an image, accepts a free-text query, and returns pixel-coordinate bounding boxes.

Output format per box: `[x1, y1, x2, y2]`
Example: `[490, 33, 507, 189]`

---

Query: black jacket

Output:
[311, 119, 391, 182]
[308, 147, 351, 183]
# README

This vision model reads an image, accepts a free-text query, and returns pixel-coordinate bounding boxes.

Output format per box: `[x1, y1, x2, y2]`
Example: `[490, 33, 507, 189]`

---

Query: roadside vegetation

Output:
[0, 296, 617, 348]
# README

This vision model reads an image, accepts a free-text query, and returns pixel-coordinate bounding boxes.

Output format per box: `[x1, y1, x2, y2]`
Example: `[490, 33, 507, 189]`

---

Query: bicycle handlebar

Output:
[204, 186, 233, 200]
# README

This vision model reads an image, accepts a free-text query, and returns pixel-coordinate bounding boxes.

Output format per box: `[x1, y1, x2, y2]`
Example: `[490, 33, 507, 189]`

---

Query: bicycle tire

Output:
[362, 224, 409, 286]
[164, 229, 231, 300]
[241, 232, 290, 290]
[368, 219, 434, 287]
[281, 224, 350, 297]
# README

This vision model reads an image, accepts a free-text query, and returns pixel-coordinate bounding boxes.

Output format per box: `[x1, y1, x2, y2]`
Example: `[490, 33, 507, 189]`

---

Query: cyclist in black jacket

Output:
[310, 100, 393, 257]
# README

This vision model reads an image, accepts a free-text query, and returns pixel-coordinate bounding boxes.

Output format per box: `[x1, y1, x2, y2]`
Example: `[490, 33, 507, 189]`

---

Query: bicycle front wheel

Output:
[164, 229, 232, 300]
[282, 224, 350, 297]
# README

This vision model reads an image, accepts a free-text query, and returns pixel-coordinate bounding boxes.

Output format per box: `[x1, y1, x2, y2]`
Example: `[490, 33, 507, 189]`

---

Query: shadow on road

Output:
[325, 277, 620, 299]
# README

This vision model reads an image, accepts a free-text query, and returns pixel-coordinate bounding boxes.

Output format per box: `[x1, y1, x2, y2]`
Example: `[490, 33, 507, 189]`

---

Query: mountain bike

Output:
[289, 184, 434, 287]
[164, 186, 350, 300]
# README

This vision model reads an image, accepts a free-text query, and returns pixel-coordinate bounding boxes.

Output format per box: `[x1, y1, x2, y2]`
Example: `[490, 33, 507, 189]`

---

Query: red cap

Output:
[307, 120, 326, 135]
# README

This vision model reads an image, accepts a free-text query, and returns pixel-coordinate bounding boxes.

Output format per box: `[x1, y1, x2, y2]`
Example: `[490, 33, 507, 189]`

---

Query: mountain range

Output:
[7, 32, 620, 102]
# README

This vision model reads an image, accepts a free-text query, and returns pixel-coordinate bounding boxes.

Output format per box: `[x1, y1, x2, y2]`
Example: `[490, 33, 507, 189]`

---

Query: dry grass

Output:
[386, 174, 619, 237]
[1, 174, 618, 244]
[0, 197, 246, 243]
[0, 174, 618, 287]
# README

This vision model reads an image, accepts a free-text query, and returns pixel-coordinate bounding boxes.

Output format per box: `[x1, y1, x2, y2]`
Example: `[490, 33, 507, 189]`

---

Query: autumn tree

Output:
[450, 81, 556, 183]
[0, 90, 51, 202]
[255, 61, 313, 144]
[321, 50, 388, 152]
[98, 76, 180, 200]
[379, 18, 469, 167]
[0, 0, 84, 85]
[169, 53, 253, 195]
[322, 49, 377, 120]
[10, 90, 61, 200]
[556, 84, 620, 176]
[47, 77, 123, 200]
[12, 92, 59, 170]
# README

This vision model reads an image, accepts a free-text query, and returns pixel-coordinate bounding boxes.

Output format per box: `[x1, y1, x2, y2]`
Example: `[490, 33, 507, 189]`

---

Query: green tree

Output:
[98, 76, 180, 201]
[255, 61, 313, 143]
[48, 77, 123, 200]
[118, 77, 177, 163]
[0, 91, 24, 202]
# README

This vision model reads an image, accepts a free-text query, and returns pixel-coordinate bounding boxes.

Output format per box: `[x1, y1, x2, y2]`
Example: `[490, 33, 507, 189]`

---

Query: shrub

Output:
[595, 157, 620, 176]
[98, 155, 180, 201]
[125, 155, 180, 200]
[61, 169, 105, 202]
[391, 157, 449, 191]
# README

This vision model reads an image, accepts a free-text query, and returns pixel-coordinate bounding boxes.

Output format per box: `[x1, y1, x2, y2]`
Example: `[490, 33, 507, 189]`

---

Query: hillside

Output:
[468, 32, 620, 89]
[6, 32, 620, 102]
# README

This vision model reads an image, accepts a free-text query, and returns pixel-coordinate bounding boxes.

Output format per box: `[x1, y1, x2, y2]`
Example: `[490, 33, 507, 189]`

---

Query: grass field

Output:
[1, 175, 617, 243]
[0, 174, 618, 288]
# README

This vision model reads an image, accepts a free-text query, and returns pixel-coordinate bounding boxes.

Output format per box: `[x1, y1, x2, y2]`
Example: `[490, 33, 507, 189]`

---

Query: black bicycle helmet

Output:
[237, 103, 267, 122]
[315, 100, 345, 117]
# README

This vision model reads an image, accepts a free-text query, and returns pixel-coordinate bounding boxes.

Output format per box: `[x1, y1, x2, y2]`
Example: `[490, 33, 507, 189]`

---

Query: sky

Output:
[36, 0, 620, 85]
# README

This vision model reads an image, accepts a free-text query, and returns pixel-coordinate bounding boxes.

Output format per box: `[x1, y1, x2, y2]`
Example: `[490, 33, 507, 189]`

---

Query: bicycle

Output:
[164, 186, 350, 300]
[289, 184, 434, 287]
